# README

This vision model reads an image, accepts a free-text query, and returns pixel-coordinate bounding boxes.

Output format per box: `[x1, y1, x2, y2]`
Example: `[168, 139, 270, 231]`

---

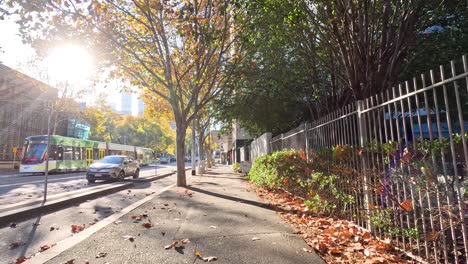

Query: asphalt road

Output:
[0, 164, 178, 207]
[0, 163, 186, 264]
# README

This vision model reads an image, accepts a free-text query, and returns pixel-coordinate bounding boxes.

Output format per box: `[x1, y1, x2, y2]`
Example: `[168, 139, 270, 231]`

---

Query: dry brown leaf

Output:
[15, 256, 30, 264]
[142, 223, 153, 228]
[202, 256, 218, 262]
[71, 224, 85, 233]
[39, 244, 51, 252]
[123, 235, 135, 242]
[425, 231, 439, 241]
[9, 242, 22, 249]
[400, 199, 413, 212]
[95, 252, 107, 258]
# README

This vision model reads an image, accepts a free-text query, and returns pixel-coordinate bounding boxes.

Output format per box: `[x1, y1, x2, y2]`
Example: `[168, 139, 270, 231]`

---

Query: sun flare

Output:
[46, 45, 94, 84]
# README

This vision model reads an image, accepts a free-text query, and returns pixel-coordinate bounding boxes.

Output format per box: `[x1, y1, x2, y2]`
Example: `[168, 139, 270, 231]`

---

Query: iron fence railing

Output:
[253, 55, 468, 263]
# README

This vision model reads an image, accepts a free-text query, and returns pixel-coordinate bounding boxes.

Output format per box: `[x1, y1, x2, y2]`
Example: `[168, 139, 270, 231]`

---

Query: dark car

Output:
[86, 155, 140, 183]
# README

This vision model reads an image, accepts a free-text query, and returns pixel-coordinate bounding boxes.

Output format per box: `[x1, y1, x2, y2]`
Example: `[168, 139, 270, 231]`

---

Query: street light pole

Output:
[43, 106, 52, 203]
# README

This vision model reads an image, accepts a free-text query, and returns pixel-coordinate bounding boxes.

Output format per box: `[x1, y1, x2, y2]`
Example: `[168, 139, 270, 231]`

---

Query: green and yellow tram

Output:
[19, 135, 154, 174]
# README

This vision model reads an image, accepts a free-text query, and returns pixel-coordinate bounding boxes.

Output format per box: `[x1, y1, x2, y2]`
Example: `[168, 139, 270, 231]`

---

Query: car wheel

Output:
[87, 179, 95, 183]
[119, 170, 125, 180]
[133, 169, 139, 179]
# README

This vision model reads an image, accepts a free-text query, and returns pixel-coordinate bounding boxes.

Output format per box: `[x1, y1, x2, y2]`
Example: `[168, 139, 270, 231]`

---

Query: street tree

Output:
[10, 0, 246, 186]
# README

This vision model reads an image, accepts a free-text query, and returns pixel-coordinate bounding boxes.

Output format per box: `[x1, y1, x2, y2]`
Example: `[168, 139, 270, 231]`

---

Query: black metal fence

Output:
[253, 55, 468, 263]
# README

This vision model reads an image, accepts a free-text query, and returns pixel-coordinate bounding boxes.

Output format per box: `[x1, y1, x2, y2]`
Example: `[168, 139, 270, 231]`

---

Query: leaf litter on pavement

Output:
[164, 238, 191, 250]
[195, 249, 218, 262]
[253, 186, 412, 263]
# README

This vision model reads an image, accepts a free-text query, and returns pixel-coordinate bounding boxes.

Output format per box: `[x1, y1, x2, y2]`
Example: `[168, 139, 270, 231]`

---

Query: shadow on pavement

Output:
[18, 214, 42, 259]
[186, 186, 272, 211]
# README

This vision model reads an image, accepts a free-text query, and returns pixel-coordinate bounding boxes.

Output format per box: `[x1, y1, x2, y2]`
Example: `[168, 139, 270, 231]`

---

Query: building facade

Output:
[120, 92, 132, 115]
[0, 64, 58, 162]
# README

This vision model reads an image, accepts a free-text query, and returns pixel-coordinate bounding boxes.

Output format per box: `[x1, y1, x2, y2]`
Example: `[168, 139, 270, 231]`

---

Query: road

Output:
[0, 162, 189, 264]
[0, 164, 176, 207]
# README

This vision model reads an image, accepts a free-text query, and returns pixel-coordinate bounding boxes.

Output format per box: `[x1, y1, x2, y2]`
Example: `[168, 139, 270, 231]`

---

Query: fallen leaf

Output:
[181, 238, 190, 244]
[114, 220, 122, 225]
[209, 226, 217, 229]
[165, 241, 178, 249]
[364, 248, 371, 257]
[195, 250, 202, 257]
[142, 223, 153, 228]
[202, 256, 217, 262]
[252, 237, 261, 241]
[9, 242, 23, 249]
[426, 231, 439, 241]
[400, 199, 413, 212]
[71, 224, 85, 233]
[39, 244, 50, 252]
[302, 247, 312, 253]
[329, 248, 341, 255]
[174, 218, 181, 221]
[95, 252, 107, 258]
[123, 235, 135, 242]
[15, 256, 29, 264]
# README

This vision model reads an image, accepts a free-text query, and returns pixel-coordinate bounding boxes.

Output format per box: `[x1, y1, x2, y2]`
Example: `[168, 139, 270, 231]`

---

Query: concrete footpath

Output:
[38, 165, 325, 264]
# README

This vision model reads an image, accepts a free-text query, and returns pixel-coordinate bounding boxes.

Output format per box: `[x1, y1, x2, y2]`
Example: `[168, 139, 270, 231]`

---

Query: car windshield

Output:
[99, 156, 124, 164]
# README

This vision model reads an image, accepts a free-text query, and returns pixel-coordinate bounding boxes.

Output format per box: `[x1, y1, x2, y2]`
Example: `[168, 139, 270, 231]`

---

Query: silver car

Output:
[86, 155, 140, 183]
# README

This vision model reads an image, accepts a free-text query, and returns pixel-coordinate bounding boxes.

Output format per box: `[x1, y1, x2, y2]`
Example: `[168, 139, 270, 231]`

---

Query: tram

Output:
[19, 135, 154, 174]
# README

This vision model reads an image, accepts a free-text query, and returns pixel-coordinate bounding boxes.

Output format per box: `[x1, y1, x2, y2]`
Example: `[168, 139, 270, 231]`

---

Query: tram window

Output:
[50, 146, 63, 160]
[73, 147, 82, 160]
[63, 147, 73, 160]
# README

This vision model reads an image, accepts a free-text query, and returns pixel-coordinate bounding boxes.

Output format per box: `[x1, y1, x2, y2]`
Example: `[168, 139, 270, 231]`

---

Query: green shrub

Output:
[248, 149, 309, 189]
[248, 149, 355, 216]
[232, 162, 241, 173]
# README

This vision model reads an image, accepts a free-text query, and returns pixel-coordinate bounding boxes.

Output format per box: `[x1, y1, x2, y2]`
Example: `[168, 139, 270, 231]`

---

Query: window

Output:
[23, 143, 46, 163]
[63, 147, 73, 160]
[100, 156, 124, 164]
[75, 147, 83, 160]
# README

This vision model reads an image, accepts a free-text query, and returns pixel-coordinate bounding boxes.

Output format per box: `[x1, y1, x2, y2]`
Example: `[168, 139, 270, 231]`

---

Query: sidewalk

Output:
[38, 165, 325, 264]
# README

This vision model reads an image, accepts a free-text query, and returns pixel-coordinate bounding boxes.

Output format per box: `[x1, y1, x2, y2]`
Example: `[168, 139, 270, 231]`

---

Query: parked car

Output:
[169, 155, 176, 162]
[159, 156, 169, 164]
[86, 155, 140, 183]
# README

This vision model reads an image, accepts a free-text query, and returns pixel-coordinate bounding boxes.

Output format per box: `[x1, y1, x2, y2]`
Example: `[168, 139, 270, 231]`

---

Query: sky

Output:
[0, 16, 133, 113]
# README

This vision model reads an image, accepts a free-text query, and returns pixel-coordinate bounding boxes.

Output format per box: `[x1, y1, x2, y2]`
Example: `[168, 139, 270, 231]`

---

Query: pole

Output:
[191, 120, 196, 175]
[43, 108, 52, 203]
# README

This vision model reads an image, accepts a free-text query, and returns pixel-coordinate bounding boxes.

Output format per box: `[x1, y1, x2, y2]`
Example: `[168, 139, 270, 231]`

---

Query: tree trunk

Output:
[175, 124, 187, 186]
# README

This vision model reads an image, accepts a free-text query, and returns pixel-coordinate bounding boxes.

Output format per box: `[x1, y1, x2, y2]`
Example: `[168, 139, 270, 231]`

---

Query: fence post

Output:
[304, 122, 309, 160]
[357, 100, 372, 230]
[281, 133, 284, 149]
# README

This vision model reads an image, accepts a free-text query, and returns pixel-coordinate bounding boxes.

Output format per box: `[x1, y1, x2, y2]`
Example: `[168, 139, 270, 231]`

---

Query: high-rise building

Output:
[137, 98, 145, 116]
[120, 92, 132, 115]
